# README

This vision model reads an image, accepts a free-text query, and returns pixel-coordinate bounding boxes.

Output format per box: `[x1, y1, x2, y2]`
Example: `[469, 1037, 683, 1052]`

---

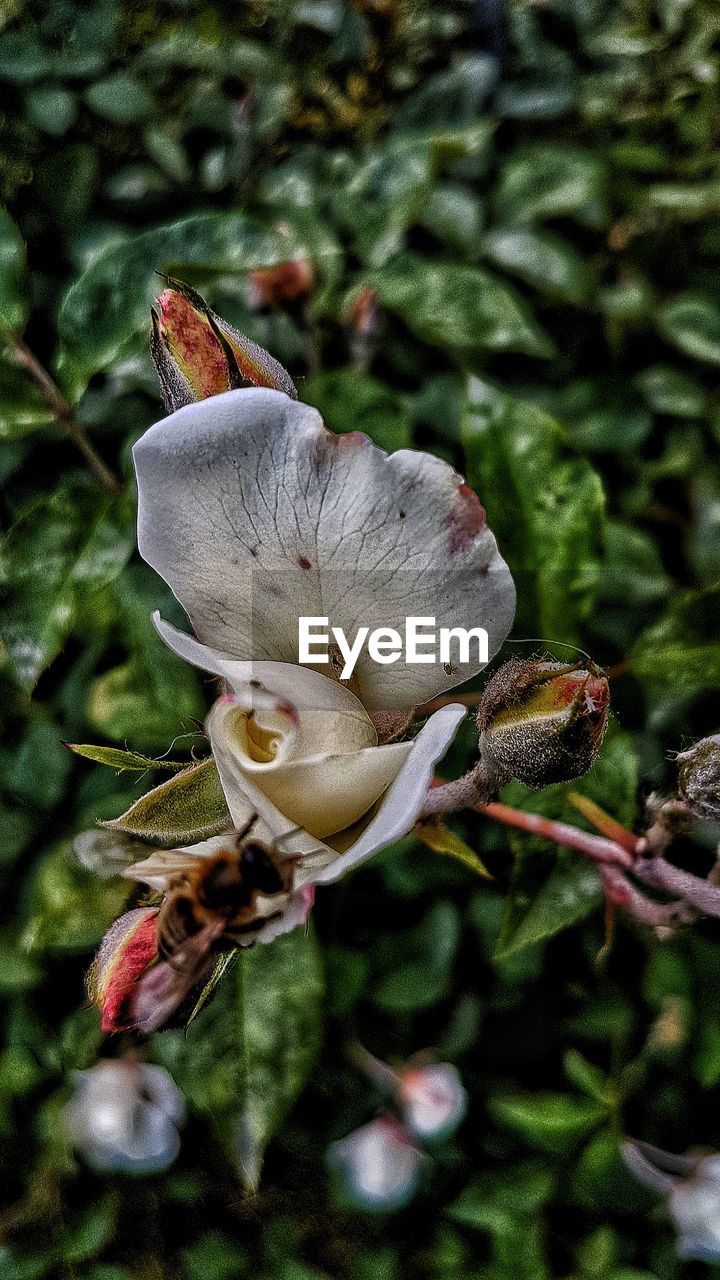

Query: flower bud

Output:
[623, 1138, 720, 1263]
[64, 1060, 185, 1175]
[150, 278, 297, 413]
[248, 258, 314, 310]
[676, 734, 720, 821]
[397, 1063, 467, 1141]
[88, 908, 159, 1034]
[328, 1115, 424, 1211]
[476, 658, 609, 789]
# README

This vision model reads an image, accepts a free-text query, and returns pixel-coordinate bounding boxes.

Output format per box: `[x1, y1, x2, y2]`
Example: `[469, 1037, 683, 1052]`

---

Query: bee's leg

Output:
[235, 812, 260, 842]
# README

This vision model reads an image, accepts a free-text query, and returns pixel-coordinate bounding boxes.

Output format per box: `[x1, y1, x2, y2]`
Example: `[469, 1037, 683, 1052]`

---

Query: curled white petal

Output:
[134, 388, 515, 712]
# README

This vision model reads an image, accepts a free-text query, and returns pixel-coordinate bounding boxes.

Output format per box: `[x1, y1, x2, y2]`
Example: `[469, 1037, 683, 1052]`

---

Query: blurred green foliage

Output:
[1, 0, 720, 1276]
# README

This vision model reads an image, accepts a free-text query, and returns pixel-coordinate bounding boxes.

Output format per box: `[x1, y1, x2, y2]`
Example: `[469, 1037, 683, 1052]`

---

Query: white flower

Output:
[131, 388, 515, 916]
[623, 1139, 720, 1262]
[64, 1060, 185, 1175]
[397, 1063, 467, 1141]
[328, 1115, 425, 1210]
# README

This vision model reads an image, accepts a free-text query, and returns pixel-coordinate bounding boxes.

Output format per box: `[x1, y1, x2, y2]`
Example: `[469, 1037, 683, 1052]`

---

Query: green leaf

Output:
[482, 227, 592, 302]
[0, 487, 135, 689]
[302, 370, 412, 451]
[83, 73, 154, 124]
[373, 900, 460, 1012]
[57, 213, 323, 396]
[155, 925, 324, 1189]
[65, 743, 186, 772]
[493, 145, 606, 226]
[0, 207, 29, 335]
[630, 585, 720, 695]
[103, 758, 231, 846]
[488, 1091, 607, 1155]
[657, 293, 720, 366]
[21, 841, 131, 954]
[634, 364, 708, 419]
[372, 252, 554, 358]
[462, 377, 605, 640]
[494, 731, 638, 960]
[85, 565, 204, 753]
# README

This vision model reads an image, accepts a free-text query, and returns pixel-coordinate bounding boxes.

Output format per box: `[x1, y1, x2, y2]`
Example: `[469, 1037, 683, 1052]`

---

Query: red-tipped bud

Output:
[150, 278, 297, 412]
[88, 908, 159, 1033]
[248, 258, 314, 310]
[477, 658, 610, 789]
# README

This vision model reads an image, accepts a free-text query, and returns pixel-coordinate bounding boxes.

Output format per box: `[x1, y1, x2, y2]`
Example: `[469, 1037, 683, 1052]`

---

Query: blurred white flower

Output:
[623, 1138, 720, 1262]
[328, 1114, 425, 1211]
[397, 1063, 467, 1141]
[129, 387, 515, 934]
[64, 1060, 185, 1175]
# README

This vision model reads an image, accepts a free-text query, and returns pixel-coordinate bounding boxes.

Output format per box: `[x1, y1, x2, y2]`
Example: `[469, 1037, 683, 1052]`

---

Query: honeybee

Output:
[128, 816, 299, 1034]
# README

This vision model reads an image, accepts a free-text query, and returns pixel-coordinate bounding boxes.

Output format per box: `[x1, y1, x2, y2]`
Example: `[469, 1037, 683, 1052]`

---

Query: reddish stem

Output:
[477, 800, 635, 868]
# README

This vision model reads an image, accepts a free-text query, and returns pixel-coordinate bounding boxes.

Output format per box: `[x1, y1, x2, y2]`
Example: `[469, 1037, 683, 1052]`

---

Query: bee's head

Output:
[240, 842, 287, 895]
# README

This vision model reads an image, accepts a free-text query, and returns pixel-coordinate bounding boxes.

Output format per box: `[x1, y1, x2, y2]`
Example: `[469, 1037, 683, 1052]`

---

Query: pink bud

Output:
[88, 908, 159, 1034]
[397, 1063, 467, 1141]
[328, 1114, 424, 1211]
[249, 259, 314, 310]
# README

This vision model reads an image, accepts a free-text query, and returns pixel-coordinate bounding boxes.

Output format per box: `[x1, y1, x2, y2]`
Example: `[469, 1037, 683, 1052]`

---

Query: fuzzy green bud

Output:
[476, 657, 610, 789]
[677, 734, 720, 821]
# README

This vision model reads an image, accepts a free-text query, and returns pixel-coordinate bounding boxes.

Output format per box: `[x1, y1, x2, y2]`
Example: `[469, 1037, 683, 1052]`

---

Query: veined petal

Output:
[134, 388, 515, 712]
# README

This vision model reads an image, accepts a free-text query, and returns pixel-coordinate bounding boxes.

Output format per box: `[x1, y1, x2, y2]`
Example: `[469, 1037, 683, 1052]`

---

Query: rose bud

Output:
[150, 278, 297, 412]
[248, 258, 314, 311]
[397, 1063, 467, 1142]
[476, 657, 609, 789]
[328, 1115, 424, 1211]
[88, 907, 159, 1034]
[64, 1060, 185, 1175]
[676, 734, 720, 822]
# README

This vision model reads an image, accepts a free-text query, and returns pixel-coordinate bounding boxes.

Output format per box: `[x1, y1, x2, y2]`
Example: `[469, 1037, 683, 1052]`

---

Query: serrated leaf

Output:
[657, 293, 720, 366]
[372, 252, 554, 359]
[462, 377, 605, 641]
[66, 743, 186, 772]
[488, 1091, 607, 1155]
[102, 757, 230, 846]
[155, 925, 324, 1189]
[630, 585, 720, 695]
[494, 731, 638, 960]
[0, 487, 135, 689]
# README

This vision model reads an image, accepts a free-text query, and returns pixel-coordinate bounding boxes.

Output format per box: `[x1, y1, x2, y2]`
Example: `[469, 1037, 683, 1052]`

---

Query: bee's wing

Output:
[131, 920, 225, 1033]
[123, 849, 209, 890]
[73, 828, 150, 879]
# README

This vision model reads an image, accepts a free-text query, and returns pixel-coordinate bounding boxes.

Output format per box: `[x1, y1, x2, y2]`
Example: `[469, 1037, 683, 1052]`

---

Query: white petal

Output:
[398, 1064, 467, 1141]
[311, 702, 466, 883]
[134, 388, 515, 711]
[154, 614, 373, 725]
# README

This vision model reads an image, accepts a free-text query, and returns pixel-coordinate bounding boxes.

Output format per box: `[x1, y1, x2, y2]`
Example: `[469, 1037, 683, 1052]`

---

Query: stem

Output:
[566, 791, 640, 853]
[636, 857, 720, 918]
[600, 864, 694, 929]
[10, 337, 123, 494]
[419, 758, 499, 818]
[477, 800, 635, 868]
